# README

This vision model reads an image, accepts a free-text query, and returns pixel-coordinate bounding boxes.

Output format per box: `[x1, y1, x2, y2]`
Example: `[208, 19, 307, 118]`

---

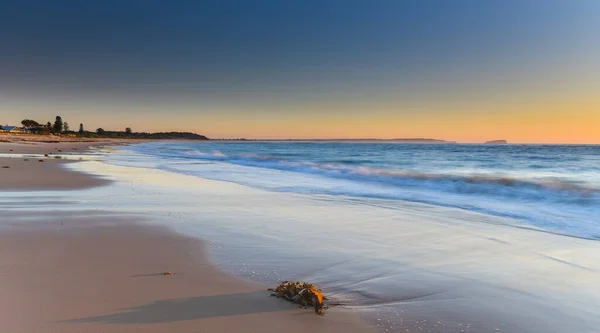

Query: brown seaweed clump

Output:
[270, 281, 325, 314]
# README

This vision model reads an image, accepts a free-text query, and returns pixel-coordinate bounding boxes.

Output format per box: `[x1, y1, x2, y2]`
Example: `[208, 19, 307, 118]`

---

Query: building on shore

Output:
[0, 126, 23, 133]
[23, 125, 51, 134]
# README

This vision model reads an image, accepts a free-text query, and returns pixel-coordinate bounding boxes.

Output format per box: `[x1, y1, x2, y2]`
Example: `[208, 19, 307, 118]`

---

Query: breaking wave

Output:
[174, 149, 598, 204]
[121, 142, 600, 240]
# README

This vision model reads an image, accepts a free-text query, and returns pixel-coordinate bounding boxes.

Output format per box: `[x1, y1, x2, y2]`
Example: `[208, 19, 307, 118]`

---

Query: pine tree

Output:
[53, 116, 63, 133]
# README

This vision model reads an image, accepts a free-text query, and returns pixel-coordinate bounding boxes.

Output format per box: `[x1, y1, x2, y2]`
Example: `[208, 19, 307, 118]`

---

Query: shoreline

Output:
[6, 140, 599, 332]
[0, 141, 372, 332]
[71, 142, 600, 333]
[0, 141, 118, 190]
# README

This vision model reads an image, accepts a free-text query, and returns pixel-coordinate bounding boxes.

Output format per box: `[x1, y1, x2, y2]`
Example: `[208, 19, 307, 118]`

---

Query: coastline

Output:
[4, 139, 599, 332]
[0, 141, 372, 333]
[0, 142, 110, 190]
[74, 141, 600, 333]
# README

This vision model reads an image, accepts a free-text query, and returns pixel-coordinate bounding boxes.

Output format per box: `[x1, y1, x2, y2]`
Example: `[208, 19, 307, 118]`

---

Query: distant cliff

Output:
[484, 140, 508, 144]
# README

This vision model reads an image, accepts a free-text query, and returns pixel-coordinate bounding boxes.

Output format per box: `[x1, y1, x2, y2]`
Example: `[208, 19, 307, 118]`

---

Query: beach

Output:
[2, 139, 599, 333]
[0, 141, 111, 190]
[3, 1, 599, 331]
[0, 140, 371, 333]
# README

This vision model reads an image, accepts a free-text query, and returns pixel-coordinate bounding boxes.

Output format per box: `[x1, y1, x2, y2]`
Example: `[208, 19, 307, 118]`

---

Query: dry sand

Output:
[0, 141, 372, 333]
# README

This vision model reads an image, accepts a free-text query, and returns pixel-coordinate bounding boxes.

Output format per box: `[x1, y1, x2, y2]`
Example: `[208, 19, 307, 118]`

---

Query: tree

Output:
[96, 128, 105, 135]
[125, 127, 132, 134]
[21, 119, 39, 128]
[79, 123, 84, 133]
[46, 122, 52, 132]
[53, 116, 63, 133]
[63, 122, 69, 132]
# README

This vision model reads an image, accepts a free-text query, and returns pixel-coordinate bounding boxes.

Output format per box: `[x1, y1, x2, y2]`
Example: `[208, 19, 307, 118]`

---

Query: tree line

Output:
[20, 116, 209, 140]
[21, 116, 70, 134]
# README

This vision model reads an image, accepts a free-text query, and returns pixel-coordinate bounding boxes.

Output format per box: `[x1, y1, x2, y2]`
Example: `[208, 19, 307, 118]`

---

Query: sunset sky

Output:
[1, 0, 599, 143]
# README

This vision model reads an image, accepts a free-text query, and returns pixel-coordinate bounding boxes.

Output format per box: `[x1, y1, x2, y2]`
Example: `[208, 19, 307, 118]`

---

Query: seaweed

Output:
[269, 281, 326, 314]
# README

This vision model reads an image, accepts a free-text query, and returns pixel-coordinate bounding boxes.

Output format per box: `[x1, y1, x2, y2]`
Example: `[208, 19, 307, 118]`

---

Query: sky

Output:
[1, 0, 599, 143]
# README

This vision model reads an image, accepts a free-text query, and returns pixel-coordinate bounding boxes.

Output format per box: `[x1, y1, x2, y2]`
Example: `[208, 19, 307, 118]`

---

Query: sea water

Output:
[97, 141, 600, 332]
[120, 141, 600, 240]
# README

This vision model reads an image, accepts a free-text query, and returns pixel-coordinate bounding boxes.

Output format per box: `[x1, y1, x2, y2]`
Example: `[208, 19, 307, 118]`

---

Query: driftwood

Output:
[269, 281, 325, 314]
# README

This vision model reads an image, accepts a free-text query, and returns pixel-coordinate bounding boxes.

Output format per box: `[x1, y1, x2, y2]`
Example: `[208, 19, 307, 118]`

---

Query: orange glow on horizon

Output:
[2, 91, 599, 144]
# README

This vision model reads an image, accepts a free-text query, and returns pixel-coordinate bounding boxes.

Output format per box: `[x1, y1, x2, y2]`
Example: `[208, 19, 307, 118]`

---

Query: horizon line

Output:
[210, 138, 600, 145]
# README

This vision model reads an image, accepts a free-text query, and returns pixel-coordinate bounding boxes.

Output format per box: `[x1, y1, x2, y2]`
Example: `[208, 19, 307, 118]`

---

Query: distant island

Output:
[5, 116, 209, 140]
[484, 140, 508, 144]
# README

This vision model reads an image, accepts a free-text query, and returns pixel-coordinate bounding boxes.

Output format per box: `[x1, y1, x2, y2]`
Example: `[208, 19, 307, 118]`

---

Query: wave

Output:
[115, 143, 600, 240]
[164, 149, 598, 203]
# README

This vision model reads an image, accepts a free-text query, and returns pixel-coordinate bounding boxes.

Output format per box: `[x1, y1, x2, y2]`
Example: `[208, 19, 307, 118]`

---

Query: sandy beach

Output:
[0, 139, 371, 333]
[0, 141, 110, 190]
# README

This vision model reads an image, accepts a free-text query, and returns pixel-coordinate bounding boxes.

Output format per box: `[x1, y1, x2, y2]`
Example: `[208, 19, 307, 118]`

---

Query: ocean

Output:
[55, 142, 600, 332]
[121, 141, 600, 240]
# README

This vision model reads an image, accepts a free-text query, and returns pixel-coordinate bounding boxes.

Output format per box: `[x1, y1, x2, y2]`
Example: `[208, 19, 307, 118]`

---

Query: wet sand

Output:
[0, 157, 110, 190]
[0, 140, 128, 190]
[0, 141, 372, 333]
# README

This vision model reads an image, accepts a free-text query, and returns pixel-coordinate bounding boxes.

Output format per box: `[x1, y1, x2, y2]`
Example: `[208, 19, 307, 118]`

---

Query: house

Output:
[37, 126, 51, 135]
[0, 126, 23, 133]
[24, 125, 50, 134]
